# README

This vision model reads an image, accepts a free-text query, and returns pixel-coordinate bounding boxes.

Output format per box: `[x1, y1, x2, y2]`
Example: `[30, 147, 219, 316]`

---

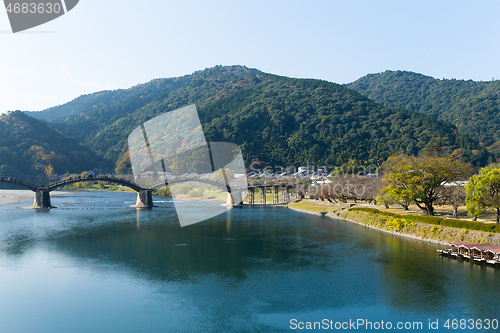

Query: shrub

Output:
[406, 215, 443, 225]
[187, 188, 205, 197]
[154, 187, 171, 196]
[349, 207, 500, 233]
[385, 217, 413, 232]
[350, 207, 400, 218]
[439, 219, 500, 233]
[173, 183, 193, 195]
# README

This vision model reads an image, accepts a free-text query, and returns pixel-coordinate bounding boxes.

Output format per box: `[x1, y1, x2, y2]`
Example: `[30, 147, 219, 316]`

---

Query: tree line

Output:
[313, 152, 500, 223]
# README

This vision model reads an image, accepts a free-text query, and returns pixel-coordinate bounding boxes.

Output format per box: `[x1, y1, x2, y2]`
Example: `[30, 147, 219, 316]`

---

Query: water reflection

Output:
[0, 192, 499, 332]
[136, 209, 140, 230]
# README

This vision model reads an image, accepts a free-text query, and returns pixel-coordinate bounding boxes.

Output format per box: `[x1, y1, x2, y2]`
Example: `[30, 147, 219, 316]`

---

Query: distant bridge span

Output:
[0, 175, 236, 193]
[0, 176, 143, 192]
[149, 178, 232, 192]
[0, 175, 296, 209]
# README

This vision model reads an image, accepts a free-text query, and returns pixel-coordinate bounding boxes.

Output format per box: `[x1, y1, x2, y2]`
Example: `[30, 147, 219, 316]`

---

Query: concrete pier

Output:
[284, 187, 290, 203]
[295, 188, 301, 200]
[273, 187, 279, 204]
[248, 188, 255, 205]
[135, 190, 153, 208]
[33, 190, 52, 209]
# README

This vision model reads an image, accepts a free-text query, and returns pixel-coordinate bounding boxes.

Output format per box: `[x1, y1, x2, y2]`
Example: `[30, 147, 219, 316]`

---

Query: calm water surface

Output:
[0, 191, 499, 332]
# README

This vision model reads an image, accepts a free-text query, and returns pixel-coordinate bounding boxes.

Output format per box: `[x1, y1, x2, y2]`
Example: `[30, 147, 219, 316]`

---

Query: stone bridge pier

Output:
[135, 190, 153, 208]
[33, 190, 52, 209]
[226, 190, 243, 207]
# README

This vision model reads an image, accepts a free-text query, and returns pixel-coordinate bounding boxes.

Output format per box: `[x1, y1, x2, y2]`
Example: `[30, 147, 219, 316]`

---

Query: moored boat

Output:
[438, 242, 500, 265]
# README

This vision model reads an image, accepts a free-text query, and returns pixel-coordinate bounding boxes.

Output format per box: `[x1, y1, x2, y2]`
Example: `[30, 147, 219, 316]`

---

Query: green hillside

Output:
[346, 70, 500, 150]
[25, 66, 491, 175]
[0, 111, 107, 183]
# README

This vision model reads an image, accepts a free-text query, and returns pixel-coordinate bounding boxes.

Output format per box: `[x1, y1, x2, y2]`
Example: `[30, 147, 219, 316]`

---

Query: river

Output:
[0, 191, 499, 332]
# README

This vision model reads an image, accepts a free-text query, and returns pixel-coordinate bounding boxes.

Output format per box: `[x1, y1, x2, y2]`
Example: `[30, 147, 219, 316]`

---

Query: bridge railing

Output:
[47, 175, 143, 191]
[0, 176, 37, 190]
[0, 174, 293, 193]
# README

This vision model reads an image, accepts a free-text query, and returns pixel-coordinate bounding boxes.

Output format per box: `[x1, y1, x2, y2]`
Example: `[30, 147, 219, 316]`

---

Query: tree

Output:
[376, 193, 395, 209]
[211, 168, 235, 185]
[421, 138, 446, 157]
[437, 184, 466, 219]
[382, 154, 473, 215]
[115, 152, 131, 175]
[466, 166, 500, 223]
[381, 185, 412, 210]
[314, 175, 381, 204]
[44, 164, 56, 182]
[316, 176, 353, 203]
[44, 164, 54, 176]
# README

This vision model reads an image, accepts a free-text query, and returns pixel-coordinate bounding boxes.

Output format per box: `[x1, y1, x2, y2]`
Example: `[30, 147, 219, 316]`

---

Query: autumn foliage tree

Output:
[382, 154, 473, 215]
[44, 164, 54, 176]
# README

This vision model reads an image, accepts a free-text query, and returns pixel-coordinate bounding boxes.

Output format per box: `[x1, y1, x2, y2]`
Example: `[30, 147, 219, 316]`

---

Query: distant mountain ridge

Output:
[25, 92, 104, 121]
[0, 111, 106, 182]
[20, 66, 489, 174]
[346, 70, 500, 152]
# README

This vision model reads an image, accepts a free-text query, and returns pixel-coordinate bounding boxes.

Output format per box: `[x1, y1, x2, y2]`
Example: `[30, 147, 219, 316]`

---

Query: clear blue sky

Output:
[1, 0, 499, 113]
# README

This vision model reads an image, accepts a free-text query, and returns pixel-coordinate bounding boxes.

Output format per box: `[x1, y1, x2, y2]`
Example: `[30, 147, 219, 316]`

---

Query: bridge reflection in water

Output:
[0, 175, 297, 209]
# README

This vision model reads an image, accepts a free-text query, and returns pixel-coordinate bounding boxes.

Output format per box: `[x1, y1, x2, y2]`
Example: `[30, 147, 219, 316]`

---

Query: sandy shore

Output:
[0, 189, 70, 205]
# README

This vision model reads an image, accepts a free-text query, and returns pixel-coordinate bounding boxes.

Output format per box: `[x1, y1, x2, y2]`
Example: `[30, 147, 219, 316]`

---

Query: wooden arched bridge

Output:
[0, 175, 298, 209]
[0, 175, 151, 209]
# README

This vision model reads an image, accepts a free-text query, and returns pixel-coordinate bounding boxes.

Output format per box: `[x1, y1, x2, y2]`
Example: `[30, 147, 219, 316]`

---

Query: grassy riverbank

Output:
[288, 200, 500, 246]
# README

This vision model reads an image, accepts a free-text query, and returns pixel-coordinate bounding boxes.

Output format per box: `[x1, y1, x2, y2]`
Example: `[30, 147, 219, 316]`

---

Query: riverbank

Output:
[0, 189, 72, 205]
[288, 200, 500, 246]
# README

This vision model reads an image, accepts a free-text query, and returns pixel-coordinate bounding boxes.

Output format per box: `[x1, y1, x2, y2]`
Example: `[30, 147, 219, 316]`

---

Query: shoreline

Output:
[287, 205, 447, 245]
[287, 201, 500, 246]
[0, 189, 72, 206]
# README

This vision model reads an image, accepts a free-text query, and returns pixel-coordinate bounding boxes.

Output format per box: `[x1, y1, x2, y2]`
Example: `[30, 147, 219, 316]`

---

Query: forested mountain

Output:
[24, 66, 490, 175]
[0, 111, 107, 183]
[25, 92, 104, 121]
[346, 70, 500, 152]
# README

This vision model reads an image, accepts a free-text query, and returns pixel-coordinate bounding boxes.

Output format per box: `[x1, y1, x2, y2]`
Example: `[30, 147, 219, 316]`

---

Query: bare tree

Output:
[313, 175, 382, 204]
[437, 184, 466, 219]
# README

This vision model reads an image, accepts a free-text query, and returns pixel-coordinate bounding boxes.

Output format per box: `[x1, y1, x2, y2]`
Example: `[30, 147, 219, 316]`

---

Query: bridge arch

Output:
[149, 178, 232, 192]
[47, 177, 143, 192]
[0, 175, 297, 209]
[0, 177, 37, 191]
